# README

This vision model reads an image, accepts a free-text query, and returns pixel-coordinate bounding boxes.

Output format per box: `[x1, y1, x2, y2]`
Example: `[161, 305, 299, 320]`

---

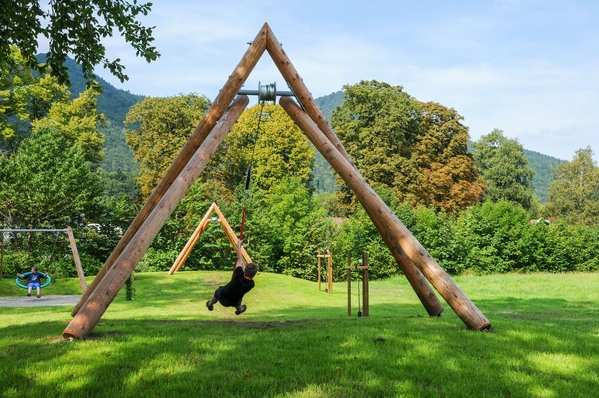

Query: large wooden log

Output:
[63, 96, 250, 339]
[70, 26, 269, 317]
[281, 96, 491, 330]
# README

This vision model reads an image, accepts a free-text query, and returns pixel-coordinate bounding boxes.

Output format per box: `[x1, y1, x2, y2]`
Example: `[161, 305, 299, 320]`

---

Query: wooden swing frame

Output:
[0, 226, 87, 293]
[63, 23, 490, 339]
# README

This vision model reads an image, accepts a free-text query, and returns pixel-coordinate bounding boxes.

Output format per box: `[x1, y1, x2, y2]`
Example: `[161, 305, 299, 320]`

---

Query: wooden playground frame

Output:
[62, 23, 490, 339]
[0, 227, 87, 293]
[168, 202, 252, 275]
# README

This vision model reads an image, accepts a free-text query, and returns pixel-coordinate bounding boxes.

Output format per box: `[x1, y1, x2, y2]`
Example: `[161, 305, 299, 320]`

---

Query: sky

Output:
[95, 0, 599, 161]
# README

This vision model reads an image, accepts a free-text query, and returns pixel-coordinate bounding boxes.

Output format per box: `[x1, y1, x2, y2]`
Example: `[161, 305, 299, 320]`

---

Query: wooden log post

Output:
[346, 253, 352, 316]
[327, 251, 333, 294]
[281, 97, 491, 331]
[62, 96, 250, 339]
[66, 226, 87, 293]
[362, 253, 369, 317]
[317, 253, 322, 292]
[70, 26, 269, 317]
[168, 203, 217, 275]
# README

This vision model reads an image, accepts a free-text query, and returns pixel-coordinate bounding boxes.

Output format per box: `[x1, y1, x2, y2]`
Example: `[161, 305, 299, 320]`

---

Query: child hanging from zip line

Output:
[17, 266, 49, 298]
[206, 238, 258, 315]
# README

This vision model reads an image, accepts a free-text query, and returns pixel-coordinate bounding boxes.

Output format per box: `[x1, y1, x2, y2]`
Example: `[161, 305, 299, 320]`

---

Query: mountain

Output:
[313, 91, 565, 203]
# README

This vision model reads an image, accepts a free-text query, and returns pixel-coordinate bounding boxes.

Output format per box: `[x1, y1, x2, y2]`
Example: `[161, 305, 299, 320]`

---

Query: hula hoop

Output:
[15, 272, 52, 289]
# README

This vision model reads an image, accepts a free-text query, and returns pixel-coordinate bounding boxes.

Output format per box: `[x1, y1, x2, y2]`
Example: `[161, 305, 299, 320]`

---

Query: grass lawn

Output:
[1, 271, 598, 397]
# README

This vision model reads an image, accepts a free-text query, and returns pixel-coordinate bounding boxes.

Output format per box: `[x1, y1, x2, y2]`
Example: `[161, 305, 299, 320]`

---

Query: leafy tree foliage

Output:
[331, 80, 482, 213]
[32, 82, 106, 165]
[0, 124, 102, 230]
[471, 129, 535, 209]
[545, 146, 599, 225]
[124, 94, 211, 200]
[411, 100, 484, 212]
[208, 103, 315, 193]
[1, 48, 70, 152]
[0, 0, 159, 85]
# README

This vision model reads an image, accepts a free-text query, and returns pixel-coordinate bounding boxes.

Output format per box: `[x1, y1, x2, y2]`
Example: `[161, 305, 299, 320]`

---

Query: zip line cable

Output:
[239, 100, 266, 240]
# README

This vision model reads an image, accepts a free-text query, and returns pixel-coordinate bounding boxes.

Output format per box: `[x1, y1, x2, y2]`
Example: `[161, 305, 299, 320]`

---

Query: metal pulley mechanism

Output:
[238, 81, 295, 102]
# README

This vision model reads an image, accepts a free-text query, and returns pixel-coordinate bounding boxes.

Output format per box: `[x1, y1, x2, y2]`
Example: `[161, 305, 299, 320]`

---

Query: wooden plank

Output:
[70, 26, 269, 317]
[281, 96, 491, 330]
[62, 95, 250, 339]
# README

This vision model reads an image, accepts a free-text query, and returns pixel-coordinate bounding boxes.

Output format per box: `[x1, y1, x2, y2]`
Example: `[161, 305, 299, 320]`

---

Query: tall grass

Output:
[1, 272, 598, 397]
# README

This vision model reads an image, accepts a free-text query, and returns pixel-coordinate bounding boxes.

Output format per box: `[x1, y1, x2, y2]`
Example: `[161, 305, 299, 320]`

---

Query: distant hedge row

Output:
[334, 200, 599, 279]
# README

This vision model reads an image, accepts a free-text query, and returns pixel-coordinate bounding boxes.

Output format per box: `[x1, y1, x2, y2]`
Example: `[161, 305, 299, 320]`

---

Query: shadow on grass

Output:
[1, 295, 599, 397]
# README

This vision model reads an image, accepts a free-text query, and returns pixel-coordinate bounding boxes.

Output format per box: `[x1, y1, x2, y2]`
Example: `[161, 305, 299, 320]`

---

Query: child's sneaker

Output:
[235, 304, 247, 315]
[205, 301, 214, 311]
[37, 295, 41, 298]
[27, 293, 31, 297]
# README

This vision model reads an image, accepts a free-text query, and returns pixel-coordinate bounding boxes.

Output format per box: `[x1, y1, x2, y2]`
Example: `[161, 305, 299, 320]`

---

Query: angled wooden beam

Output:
[70, 26, 268, 317]
[211, 204, 252, 264]
[63, 95, 250, 339]
[281, 96, 490, 330]
[66, 226, 87, 293]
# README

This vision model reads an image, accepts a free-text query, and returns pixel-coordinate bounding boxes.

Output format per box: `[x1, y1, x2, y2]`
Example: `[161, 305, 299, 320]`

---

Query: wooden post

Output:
[62, 96, 250, 339]
[168, 203, 216, 274]
[66, 226, 87, 293]
[362, 253, 369, 317]
[346, 253, 352, 316]
[70, 25, 268, 317]
[281, 97, 491, 331]
[327, 250, 333, 294]
[0, 232, 3, 281]
[317, 252, 322, 292]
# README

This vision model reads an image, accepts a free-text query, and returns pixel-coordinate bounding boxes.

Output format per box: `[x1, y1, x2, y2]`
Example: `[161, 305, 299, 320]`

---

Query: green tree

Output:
[1, 47, 70, 152]
[545, 146, 599, 225]
[331, 80, 482, 213]
[411, 101, 484, 212]
[32, 82, 106, 165]
[0, 123, 102, 230]
[471, 129, 535, 209]
[0, 0, 159, 85]
[208, 103, 315, 193]
[124, 94, 211, 200]
[331, 81, 419, 212]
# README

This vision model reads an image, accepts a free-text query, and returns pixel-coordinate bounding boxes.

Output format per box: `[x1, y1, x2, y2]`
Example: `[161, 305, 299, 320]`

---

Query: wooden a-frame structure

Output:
[63, 23, 490, 339]
[168, 202, 252, 275]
